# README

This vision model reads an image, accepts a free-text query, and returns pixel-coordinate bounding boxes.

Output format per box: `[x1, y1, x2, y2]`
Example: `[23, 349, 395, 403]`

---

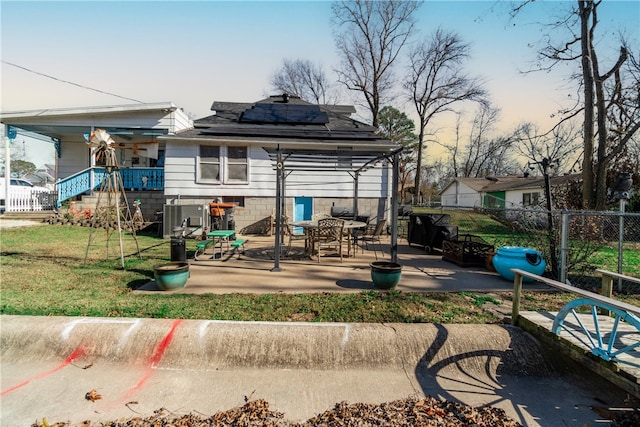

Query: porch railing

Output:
[56, 167, 164, 207]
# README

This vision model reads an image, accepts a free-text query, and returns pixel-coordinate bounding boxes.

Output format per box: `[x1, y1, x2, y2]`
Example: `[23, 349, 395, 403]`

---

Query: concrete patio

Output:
[136, 234, 548, 294]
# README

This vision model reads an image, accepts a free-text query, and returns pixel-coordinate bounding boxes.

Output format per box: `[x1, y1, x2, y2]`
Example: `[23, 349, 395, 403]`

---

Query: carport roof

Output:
[1, 102, 179, 138]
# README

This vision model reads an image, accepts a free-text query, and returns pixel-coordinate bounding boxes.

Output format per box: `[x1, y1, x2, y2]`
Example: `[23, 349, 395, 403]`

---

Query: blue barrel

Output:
[492, 246, 546, 281]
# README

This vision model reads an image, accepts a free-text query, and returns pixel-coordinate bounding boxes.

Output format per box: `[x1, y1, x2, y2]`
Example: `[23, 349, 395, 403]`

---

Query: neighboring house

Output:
[24, 164, 56, 189]
[440, 175, 581, 209]
[1, 103, 192, 214]
[2, 96, 400, 234]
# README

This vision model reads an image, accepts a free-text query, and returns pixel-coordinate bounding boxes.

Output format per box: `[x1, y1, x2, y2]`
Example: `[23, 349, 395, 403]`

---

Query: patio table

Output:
[206, 229, 236, 259]
[291, 219, 367, 257]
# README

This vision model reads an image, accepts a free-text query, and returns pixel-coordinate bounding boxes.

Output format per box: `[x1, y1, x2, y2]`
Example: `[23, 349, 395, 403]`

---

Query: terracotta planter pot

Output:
[370, 261, 402, 290]
[486, 251, 496, 272]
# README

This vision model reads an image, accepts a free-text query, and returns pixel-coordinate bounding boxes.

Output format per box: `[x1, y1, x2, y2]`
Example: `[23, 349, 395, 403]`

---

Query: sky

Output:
[1, 0, 638, 169]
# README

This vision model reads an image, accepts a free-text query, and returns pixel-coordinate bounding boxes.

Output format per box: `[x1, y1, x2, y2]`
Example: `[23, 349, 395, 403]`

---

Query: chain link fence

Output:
[404, 206, 640, 295]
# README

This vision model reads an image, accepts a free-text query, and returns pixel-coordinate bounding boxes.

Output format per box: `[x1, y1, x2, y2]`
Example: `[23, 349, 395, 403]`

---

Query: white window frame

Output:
[197, 145, 249, 185]
[197, 145, 221, 184]
[226, 145, 249, 184]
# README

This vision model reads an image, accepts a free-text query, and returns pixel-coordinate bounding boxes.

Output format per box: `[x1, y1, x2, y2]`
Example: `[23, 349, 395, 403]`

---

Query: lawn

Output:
[1, 223, 637, 322]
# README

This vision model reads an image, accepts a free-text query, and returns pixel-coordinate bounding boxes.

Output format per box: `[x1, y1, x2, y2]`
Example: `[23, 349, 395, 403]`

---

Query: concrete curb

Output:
[1, 315, 635, 426]
[1, 315, 549, 372]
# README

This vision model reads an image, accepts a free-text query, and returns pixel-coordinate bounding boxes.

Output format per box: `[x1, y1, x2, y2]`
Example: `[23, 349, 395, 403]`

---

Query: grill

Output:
[331, 206, 354, 218]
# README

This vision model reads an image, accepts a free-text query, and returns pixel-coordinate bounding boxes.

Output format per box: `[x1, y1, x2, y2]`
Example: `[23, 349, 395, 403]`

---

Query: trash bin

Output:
[170, 236, 186, 262]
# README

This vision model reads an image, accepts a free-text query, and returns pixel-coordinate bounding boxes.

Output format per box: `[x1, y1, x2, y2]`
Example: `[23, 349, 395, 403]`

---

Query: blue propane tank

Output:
[492, 246, 546, 281]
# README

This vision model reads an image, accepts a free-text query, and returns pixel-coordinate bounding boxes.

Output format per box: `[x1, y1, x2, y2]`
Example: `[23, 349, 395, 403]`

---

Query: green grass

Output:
[585, 245, 640, 276]
[0, 224, 503, 323]
[1, 223, 638, 322]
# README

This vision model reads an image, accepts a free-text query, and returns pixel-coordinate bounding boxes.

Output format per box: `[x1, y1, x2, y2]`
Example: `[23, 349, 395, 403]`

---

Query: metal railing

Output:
[56, 167, 164, 207]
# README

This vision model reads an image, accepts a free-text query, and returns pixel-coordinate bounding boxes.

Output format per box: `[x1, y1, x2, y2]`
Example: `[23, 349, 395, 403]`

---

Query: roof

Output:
[441, 174, 582, 195]
[163, 94, 400, 172]
[1, 102, 188, 138]
[1, 102, 180, 119]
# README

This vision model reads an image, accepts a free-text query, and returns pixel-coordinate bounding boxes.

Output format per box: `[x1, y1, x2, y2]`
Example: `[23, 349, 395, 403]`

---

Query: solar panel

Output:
[240, 103, 329, 124]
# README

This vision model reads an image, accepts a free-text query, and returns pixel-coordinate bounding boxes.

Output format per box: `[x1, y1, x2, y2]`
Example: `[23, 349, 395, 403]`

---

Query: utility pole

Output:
[529, 157, 559, 279]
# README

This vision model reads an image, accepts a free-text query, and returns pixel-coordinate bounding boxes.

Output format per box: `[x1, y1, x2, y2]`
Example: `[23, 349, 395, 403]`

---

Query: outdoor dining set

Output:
[286, 215, 387, 262]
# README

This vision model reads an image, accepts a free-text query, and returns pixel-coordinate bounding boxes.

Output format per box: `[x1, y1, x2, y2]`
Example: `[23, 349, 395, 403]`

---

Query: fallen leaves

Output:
[30, 396, 640, 426]
[34, 397, 523, 426]
[84, 389, 102, 402]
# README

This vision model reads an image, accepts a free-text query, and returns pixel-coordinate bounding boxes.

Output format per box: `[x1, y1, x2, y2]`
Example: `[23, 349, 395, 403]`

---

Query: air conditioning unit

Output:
[162, 204, 210, 238]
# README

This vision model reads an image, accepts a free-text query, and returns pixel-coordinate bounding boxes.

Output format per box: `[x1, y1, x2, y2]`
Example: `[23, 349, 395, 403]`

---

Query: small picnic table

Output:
[206, 229, 236, 259]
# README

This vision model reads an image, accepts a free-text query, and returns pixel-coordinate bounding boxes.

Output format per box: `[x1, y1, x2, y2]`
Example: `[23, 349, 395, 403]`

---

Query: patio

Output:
[136, 234, 536, 295]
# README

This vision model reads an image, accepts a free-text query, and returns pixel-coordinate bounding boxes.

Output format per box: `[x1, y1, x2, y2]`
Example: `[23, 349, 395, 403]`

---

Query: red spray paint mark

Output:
[0, 346, 85, 396]
[121, 319, 183, 399]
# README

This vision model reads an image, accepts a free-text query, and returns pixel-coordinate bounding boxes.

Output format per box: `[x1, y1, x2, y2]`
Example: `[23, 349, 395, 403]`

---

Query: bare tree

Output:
[270, 59, 339, 104]
[515, 122, 582, 175]
[331, 0, 422, 127]
[438, 105, 516, 178]
[512, 1, 638, 209]
[404, 28, 487, 194]
[461, 105, 517, 178]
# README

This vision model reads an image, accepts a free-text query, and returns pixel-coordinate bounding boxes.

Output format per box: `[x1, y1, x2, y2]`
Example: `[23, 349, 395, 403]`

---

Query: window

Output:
[198, 145, 248, 184]
[523, 192, 540, 206]
[227, 146, 248, 182]
[199, 146, 220, 182]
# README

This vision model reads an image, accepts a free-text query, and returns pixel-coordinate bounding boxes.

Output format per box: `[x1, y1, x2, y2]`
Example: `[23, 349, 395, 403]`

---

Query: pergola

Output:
[263, 145, 403, 271]
[184, 95, 405, 271]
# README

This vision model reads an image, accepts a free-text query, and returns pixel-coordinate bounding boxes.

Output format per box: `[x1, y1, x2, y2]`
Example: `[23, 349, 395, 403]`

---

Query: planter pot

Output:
[492, 246, 546, 282]
[486, 251, 496, 272]
[370, 261, 402, 290]
[153, 262, 190, 291]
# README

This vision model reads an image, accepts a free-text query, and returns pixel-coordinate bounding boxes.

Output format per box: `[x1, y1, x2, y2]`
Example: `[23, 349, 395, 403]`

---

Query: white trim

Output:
[1, 102, 179, 118]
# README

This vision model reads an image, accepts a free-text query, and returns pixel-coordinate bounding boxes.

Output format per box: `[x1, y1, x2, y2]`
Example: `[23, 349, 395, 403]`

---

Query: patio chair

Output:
[285, 221, 309, 257]
[350, 216, 374, 254]
[361, 219, 387, 259]
[312, 213, 331, 221]
[312, 217, 345, 263]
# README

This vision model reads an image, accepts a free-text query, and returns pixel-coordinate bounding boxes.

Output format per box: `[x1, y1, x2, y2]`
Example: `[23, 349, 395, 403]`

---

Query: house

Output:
[160, 94, 400, 234]
[440, 175, 581, 209]
[2, 95, 401, 236]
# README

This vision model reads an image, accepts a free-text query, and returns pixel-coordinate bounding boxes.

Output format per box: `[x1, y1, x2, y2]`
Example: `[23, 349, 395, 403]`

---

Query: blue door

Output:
[293, 197, 312, 234]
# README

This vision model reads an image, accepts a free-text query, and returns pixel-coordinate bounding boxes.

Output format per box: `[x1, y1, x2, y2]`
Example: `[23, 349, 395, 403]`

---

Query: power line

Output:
[2, 60, 145, 104]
